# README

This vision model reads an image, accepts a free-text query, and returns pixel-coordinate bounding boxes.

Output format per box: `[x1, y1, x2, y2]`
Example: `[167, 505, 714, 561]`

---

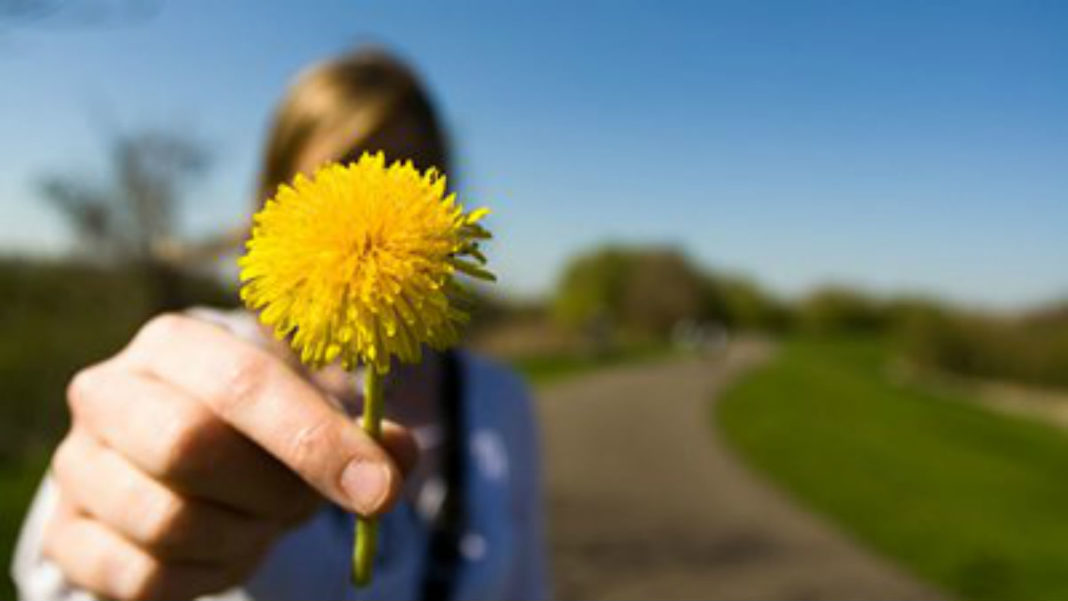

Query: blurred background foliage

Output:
[551, 245, 789, 342]
[6, 237, 1065, 472]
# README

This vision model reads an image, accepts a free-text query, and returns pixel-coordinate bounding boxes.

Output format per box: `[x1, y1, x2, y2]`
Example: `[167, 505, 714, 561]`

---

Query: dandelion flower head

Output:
[239, 152, 494, 373]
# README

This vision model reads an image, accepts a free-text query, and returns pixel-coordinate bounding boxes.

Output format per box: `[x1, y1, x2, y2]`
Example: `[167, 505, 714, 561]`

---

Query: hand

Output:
[44, 313, 418, 601]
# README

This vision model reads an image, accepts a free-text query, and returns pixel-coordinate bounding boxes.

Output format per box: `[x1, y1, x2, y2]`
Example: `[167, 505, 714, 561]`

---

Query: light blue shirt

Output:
[12, 310, 551, 601]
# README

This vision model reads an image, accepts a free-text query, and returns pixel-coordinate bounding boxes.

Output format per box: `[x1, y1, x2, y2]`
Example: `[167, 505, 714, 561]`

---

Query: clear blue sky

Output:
[2, 0, 1066, 308]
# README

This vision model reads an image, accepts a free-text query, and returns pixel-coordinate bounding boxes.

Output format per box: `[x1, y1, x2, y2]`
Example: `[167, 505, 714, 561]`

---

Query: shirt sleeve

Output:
[10, 476, 87, 601]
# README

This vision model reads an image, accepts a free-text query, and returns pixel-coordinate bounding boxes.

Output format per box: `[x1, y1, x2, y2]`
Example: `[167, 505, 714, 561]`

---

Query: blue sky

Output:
[1, 0, 1066, 308]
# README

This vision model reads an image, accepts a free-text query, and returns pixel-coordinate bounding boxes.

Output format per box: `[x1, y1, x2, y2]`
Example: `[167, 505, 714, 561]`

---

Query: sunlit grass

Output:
[717, 336, 1068, 601]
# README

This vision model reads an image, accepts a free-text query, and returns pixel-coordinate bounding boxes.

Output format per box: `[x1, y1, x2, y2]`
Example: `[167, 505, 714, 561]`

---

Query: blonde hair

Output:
[257, 48, 450, 206]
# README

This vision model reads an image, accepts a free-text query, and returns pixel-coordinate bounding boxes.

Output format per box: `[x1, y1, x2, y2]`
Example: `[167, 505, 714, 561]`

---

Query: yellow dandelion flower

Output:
[238, 151, 494, 588]
[238, 151, 494, 374]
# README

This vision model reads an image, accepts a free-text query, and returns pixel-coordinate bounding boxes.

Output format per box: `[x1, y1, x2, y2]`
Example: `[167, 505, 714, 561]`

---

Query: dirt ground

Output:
[536, 339, 946, 600]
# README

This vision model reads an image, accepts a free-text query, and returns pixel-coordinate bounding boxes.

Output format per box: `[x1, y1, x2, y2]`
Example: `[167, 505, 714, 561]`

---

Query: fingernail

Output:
[341, 459, 390, 514]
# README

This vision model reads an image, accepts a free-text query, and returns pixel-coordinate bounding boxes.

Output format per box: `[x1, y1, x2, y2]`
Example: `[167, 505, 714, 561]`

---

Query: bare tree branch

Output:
[37, 124, 215, 309]
[38, 176, 121, 262]
[37, 125, 212, 265]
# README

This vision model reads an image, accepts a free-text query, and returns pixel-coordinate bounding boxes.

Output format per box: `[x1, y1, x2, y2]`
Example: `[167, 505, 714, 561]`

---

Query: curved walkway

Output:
[536, 340, 945, 600]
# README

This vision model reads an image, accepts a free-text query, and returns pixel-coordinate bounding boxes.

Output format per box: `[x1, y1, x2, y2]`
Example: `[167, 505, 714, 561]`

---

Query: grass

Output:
[717, 336, 1068, 601]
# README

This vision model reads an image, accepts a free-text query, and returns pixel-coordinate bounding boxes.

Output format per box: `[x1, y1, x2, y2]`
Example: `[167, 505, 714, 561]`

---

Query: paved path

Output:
[536, 340, 945, 600]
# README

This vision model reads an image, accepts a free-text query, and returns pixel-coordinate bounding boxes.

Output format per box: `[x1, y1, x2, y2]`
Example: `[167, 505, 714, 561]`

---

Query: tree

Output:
[552, 246, 633, 332]
[553, 245, 707, 341]
[38, 127, 212, 309]
[620, 249, 703, 336]
[40, 128, 209, 261]
[701, 273, 790, 332]
[798, 286, 887, 334]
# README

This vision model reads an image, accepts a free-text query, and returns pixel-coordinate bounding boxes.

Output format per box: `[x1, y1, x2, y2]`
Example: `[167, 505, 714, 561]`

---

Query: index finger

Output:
[118, 313, 402, 517]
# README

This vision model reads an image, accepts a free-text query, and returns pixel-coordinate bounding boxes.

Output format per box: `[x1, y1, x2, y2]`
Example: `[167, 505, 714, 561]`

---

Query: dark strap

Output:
[420, 350, 466, 601]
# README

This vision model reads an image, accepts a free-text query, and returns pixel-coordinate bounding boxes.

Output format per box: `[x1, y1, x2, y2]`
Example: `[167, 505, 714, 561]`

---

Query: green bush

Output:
[552, 244, 788, 339]
[797, 286, 889, 335]
[902, 308, 1068, 390]
[552, 246, 639, 331]
[702, 273, 793, 332]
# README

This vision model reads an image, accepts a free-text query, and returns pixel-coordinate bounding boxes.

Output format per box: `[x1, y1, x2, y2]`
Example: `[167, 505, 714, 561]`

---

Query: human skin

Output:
[43, 314, 419, 600]
[41, 107, 450, 600]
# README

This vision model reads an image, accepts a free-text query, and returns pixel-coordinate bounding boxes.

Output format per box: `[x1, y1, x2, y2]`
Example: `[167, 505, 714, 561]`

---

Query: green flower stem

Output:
[352, 367, 384, 587]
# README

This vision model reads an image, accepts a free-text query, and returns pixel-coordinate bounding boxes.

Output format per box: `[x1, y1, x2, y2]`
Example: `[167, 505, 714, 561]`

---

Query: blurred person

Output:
[12, 48, 550, 601]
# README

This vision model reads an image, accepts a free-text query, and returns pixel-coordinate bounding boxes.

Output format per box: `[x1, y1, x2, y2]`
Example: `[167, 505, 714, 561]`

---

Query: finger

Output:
[42, 501, 249, 601]
[52, 430, 281, 562]
[67, 364, 318, 520]
[119, 314, 403, 516]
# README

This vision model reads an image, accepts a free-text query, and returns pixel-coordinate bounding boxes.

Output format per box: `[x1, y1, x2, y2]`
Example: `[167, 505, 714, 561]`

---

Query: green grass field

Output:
[717, 337, 1068, 601]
